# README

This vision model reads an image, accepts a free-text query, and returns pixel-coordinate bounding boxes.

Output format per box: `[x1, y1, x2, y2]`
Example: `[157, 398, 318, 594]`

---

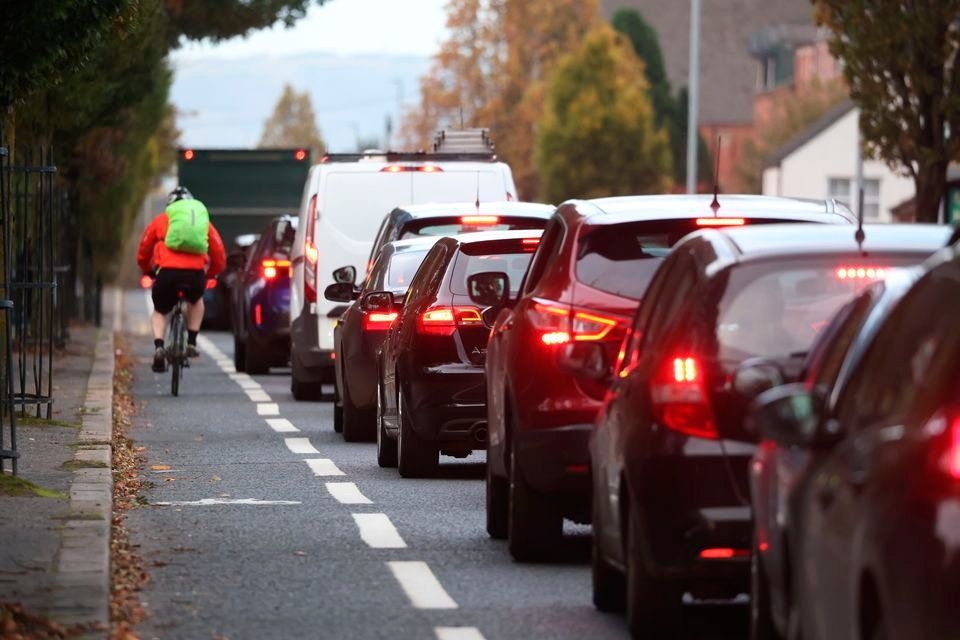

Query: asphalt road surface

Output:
[123, 289, 747, 639]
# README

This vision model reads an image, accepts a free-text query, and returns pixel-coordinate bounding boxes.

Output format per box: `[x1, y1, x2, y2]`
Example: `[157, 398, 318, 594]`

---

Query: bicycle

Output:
[167, 291, 190, 396]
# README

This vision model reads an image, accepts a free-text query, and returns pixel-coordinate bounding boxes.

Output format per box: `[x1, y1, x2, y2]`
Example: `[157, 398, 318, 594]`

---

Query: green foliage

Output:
[814, 0, 960, 222]
[258, 84, 326, 159]
[611, 8, 711, 186]
[536, 26, 673, 202]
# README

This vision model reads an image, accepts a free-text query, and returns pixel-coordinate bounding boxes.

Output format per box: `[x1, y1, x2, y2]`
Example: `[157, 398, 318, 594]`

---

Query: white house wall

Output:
[761, 108, 914, 222]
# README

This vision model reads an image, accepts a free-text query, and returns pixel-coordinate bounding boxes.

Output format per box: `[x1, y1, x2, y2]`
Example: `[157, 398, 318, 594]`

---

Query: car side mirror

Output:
[333, 265, 357, 285]
[324, 282, 359, 303]
[558, 342, 611, 382]
[733, 358, 785, 400]
[749, 384, 839, 448]
[360, 290, 394, 312]
[467, 271, 510, 308]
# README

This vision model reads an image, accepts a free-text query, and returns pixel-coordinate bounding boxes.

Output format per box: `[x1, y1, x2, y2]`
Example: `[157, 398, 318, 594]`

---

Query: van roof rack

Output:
[319, 150, 497, 163]
[432, 128, 494, 154]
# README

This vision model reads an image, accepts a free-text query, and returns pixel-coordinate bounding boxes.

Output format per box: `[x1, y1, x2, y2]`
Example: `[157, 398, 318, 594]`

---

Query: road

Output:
[122, 290, 747, 639]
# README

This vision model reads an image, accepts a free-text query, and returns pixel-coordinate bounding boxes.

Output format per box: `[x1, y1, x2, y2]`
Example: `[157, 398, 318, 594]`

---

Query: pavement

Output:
[119, 286, 747, 640]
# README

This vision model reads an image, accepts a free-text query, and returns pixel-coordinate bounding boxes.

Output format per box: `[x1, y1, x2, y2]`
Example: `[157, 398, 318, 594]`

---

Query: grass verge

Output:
[110, 336, 148, 639]
[16, 415, 81, 429]
[0, 473, 65, 499]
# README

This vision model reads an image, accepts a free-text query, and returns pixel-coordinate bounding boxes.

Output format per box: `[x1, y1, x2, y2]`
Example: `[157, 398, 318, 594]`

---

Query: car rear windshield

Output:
[400, 216, 546, 239]
[386, 249, 429, 289]
[450, 242, 536, 295]
[714, 256, 921, 367]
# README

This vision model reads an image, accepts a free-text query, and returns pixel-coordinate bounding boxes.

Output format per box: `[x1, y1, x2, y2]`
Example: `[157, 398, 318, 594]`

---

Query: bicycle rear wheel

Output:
[170, 309, 185, 396]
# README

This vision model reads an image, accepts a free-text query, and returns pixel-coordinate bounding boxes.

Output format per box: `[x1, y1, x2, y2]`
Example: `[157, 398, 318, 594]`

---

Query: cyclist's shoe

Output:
[151, 347, 167, 373]
[186, 344, 200, 359]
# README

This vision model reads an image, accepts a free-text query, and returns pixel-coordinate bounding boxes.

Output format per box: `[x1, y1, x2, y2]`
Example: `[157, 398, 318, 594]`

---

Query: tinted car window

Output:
[522, 219, 564, 295]
[450, 251, 534, 296]
[804, 291, 875, 390]
[406, 244, 450, 304]
[387, 250, 430, 289]
[400, 217, 545, 238]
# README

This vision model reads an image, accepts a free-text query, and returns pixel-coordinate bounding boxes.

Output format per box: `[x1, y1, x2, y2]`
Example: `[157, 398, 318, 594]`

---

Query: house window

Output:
[828, 177, 881, 219]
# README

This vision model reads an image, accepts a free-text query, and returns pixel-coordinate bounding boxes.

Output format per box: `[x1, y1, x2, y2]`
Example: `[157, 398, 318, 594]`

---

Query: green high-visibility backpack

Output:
[164, 199, 210, 254]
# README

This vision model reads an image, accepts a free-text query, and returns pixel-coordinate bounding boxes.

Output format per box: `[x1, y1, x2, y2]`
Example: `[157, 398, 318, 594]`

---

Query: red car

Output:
[482, 194, 855, 561]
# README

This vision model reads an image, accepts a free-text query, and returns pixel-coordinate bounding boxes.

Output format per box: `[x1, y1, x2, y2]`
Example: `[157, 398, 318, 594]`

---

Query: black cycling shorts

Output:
[152, 268, 206, 314]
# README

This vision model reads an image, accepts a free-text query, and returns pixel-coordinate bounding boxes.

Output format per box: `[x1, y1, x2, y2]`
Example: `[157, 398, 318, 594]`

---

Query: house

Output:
[761, 101, 914, 222]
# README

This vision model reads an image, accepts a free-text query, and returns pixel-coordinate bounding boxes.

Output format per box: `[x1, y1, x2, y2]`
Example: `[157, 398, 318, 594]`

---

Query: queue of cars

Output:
[223, 147, 957, 639]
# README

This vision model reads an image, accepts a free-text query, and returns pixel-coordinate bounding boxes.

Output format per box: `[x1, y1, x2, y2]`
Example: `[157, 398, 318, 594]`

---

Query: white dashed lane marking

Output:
[305, 458, 345, 477]
[284, 437, 320, 455]
[257, 403, 279, 416]
[326, 482, 372, 504]
[387, 561, 458, 609]
[266, 418, 298, 433]
[245, 389, 272, 402]
[352, 513, 406, 548]
[435, 628, 487, 640]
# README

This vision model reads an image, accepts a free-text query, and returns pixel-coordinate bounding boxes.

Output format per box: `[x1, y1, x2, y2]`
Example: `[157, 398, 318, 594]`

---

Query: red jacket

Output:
[137, 212, 227, 276]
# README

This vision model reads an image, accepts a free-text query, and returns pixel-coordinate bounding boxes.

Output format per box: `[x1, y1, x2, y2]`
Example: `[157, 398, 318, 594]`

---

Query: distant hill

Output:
[170, 52, 430, 152]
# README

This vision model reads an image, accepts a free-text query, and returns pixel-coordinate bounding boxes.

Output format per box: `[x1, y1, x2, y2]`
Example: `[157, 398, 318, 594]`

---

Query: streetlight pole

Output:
[686, 0, 701, 194]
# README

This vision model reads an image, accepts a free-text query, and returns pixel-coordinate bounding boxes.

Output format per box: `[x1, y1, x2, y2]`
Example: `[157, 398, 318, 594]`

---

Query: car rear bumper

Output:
[291, 311, 333, 381]
[407, 364, 488, 448]
[514, 423, 592, 523]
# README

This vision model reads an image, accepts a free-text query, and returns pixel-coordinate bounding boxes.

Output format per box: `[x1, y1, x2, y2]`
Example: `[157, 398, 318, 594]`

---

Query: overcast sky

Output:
[172, 0, 448, 61]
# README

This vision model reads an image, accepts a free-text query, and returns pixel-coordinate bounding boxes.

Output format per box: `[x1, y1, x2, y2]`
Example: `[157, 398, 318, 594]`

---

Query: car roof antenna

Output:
[475, 170, 481, 213]
[709, 136, 722, 213]
[855, 185, 866, 254]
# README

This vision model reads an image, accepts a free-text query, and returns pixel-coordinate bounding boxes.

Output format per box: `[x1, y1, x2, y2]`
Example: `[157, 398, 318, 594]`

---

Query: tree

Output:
[535, 25, 673, 202]
[813, 0, 960, 222]
[737, 79, 848, 192]
[165, 0, 328, 43]
[612, 7, 711, 186]
[258, 84, 326, 159]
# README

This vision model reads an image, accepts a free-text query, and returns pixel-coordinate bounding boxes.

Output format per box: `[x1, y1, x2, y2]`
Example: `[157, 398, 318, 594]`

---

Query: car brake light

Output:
[363, 311, 398, 331]
[205, 278, 217, 289]
[418, 165, 442, 172]
[262, 259, 292, 280]
[696, 217, 745, 226]
[418, 306, 483, 336]
[460, 215, 499, 225]
[521, 238, 540, 251]
[294, 148, 308, 161]
[530, 300, 621, 345]
[699, 547, 749, 559]
[944, 416, 960, 481]
[182, 149, 195, 160]
[254, 304, 263, 326]
[304, 195, 318, 303]
[836, 266, 887, 280]
[381, 165, 405, 173]
[651, 354, 718, 439]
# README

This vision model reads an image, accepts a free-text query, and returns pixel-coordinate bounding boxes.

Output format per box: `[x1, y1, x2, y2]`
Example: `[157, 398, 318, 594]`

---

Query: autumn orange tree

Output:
[259, 84, 326, 159]
[402, 0, 599, 199]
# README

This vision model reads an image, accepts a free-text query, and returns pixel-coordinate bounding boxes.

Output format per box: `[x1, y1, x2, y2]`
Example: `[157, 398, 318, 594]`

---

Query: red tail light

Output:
[418, 164, 442, 172]
[418, 306, 483, 336]
[182, 149, 195, 160]
[253, 304, 263, 326]
[836, 266, 887, 281]
[696, 217, 745, 226]
[460, 215, 499, 225]
[651, 354, 717, 439]
[262, 259, 291, 280]
[521, 238, 540, 251]
[294, 148, 308, 161]
[530, 299, 621, 346]
[944, 416, 960, 481]
[205, 278, 217, 289]
[304, 195, 318, 304]
[699, 547, 749, 559]
[363, 311, 398, 332]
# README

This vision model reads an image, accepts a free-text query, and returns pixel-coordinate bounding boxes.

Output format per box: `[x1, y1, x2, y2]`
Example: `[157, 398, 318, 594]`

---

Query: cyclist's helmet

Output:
[167, 186, 194, 205]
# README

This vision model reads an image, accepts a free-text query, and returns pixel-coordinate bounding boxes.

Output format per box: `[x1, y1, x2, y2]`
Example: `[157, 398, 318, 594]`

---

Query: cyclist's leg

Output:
[151, 271, 177, 372]
[180, 269, 207, 358]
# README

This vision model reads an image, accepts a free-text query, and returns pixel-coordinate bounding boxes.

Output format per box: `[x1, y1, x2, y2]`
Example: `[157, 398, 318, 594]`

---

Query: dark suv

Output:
[483, 194, 854, 561]
[375, 230, 542, 476]
[588, 223, 947, 636]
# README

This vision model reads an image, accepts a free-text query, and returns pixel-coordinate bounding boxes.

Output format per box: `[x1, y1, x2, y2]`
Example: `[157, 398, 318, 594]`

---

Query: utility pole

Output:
[686, 0, 702, 194]
[854, 112, 864, 219]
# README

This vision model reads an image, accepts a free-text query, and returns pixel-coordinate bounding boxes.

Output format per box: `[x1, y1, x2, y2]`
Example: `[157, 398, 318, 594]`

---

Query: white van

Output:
[289, 151, 517, 399]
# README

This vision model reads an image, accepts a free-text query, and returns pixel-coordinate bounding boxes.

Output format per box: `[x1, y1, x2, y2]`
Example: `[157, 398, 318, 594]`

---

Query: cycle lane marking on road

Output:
[257, 403, 280, 416]
[246, 389, 272, 402]
[387, 561, 458, 609]
[435, 628, 487, 640]
[284, 437, 320, 455]
[305, 458, 345, 476]
[326, 482, 372, 504]
[266, 418, 298, 433]
[352, 513, 407, 548]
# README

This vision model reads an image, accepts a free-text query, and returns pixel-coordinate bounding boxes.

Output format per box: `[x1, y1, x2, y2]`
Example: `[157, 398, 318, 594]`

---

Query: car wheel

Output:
[485, 455, 509, 539]
[244, 337, 269, 375]
[751, 536, 783, 640]
[233, 336, 246, 372]
[376, 380, 397, 468]
[507, 438, 562, 562]
[341, 374, 373, 442]
[396, 384, 437, 478]
[626, 506, 681, 637]
[291, 358, 323, 401]
[332, 377, 344, 433]
[591, 496, 625, 612]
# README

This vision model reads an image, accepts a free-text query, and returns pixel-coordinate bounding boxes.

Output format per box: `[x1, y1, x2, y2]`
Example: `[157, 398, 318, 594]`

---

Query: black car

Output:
[204, 232, 258, 330]
[587, 224, 950, 636]
[749, 235, 959, 640]
[367, 201, 553, 271]
[325, 236, 442, 441]
[375, 230, 542, 477]
[230, 216, 297, 373]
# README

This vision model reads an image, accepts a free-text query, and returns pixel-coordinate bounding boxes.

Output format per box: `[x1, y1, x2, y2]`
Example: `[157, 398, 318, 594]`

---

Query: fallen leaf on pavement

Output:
[149, 465, 171, 471]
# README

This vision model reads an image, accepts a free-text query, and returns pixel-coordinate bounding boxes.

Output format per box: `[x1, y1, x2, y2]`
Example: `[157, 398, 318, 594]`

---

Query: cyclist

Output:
[137, 186, 226, 373]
